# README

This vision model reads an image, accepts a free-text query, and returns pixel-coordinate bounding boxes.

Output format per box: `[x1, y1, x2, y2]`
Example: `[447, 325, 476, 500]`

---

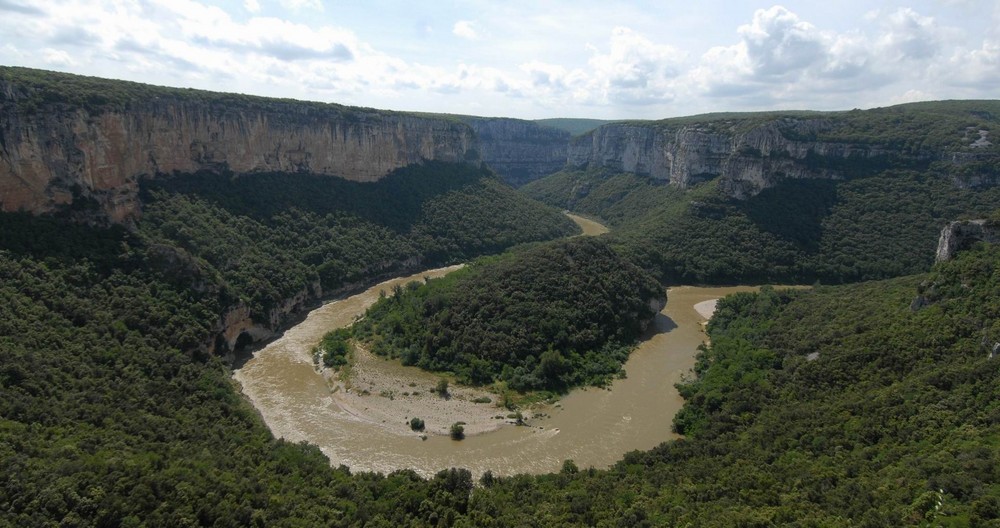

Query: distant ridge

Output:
[535, 118, 614, 136]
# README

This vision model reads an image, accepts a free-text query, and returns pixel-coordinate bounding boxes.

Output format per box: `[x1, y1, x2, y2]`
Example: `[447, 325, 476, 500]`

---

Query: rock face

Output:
[5, 69, 999, 221]
[568, 117, 998, 198]
[466, 118, 569, 187]
[0, 79, 478, 222]
[935, 219, 1000, 261]
[568, 119, 891, 198]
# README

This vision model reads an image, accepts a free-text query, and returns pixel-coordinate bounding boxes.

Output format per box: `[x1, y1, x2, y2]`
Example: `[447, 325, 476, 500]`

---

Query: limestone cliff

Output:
[0, 70, 478, 222]
[465, 118, 569, 187]
[935, 219, 1000, 262]
[568, 110, 999, 198]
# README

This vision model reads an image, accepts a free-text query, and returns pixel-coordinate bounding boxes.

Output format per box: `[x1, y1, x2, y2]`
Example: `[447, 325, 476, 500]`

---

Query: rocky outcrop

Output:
[212, 256, 425, 360]
[466, 118, 569, 187]
[935, 219, 1000, 261]
[1, 78, 478, 222]
[568, 117, 999, 198]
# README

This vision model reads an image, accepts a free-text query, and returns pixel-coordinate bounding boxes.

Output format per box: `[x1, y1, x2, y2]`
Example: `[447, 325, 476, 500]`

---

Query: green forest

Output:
[609, 100, 1000, 155]
[137, 162, 576, 334]
[523, 168, 1000, 284]
[4, 203, 998, 525]
[351, 237, 664, 392]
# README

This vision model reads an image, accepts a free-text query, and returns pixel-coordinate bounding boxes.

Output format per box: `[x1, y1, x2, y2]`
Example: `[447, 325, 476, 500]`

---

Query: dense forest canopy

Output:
[139, 162, 576, 330]
[0, 65, 387, 117]
[523, 168, 1000, 284]
[0, 162, 584, 525]
[608, 100, 1000, 154]
[7, 212, 997, 525]
[350, 237, 664, 392]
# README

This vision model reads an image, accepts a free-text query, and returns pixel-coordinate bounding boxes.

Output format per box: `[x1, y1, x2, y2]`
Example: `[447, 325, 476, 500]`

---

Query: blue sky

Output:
[1, 0, 998, 119]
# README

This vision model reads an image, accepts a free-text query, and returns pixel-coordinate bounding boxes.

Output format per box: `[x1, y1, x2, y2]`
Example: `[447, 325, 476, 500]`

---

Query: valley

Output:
[1, 67, 999, 526]
[234, 256, 765, 477]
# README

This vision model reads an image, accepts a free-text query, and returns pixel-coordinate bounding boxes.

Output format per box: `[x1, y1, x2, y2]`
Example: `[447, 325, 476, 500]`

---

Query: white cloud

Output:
[738, 6, 826, 77]
[42, 48, 74, 67]
[279, 0, 323, 11]
[0, 1, 995, 118]
[584, 26, 685, 104]
[945, 38, 1000, 88]
[876, 8, 941, 61]
[888, 88, 935, 104]
[453, 20, 477, 40]
[686, 6, 959, 109]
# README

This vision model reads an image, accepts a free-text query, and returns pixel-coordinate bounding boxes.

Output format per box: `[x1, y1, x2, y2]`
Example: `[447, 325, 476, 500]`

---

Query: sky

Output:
[1, 1, 998, 120]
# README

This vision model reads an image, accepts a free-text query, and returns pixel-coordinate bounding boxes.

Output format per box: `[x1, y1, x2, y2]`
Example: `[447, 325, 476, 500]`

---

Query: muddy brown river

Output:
[233, 278, 760, 477]
[233, 213, 765, 476]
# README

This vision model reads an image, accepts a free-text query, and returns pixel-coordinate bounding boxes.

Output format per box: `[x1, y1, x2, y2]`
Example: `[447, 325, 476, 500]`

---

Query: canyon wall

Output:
[465, 118, 569, 187]
[1, 77, 478, 222]
[4, 68, 998, 223]
[568, 117, 998, 198]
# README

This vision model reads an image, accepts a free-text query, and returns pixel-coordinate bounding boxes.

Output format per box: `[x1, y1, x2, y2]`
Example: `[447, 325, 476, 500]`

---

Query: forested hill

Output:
[351, 237, 665, 391]
[5, 208, 996, 524]
[0, 158, 584, 525]
[453, 237, 1000, 526]
[523, 167, 1000, 284]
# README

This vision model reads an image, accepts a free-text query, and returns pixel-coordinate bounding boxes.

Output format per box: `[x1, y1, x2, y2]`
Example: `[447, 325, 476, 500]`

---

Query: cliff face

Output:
[466, 118, 569, 187]
[568, 118, 996, 198]
[0, 80, 477, 222]
[935, 219, 1000, 262]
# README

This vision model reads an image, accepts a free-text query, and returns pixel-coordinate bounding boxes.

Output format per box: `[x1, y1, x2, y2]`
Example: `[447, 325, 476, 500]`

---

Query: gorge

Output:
[4, 68, 998, 225]
[2, 67, 1000, 526]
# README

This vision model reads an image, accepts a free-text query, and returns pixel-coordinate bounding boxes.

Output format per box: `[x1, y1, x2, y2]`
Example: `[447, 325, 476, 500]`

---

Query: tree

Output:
[449, 422, 465, 440]
[435, 378, 450, 398]
[409, 417, 425, 431]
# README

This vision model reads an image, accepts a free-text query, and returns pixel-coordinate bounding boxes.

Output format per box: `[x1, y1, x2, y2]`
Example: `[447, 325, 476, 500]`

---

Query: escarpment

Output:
[0, 69, 479, 222]
[3, 68, 999, 222]
[935, 219, 1000, 262]
[465, 117, 570, 187]
[568, 108, 1000, 198]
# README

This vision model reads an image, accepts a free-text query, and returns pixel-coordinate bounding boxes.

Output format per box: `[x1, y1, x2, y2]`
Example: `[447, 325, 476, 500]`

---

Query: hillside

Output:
[461, 241, 1000, 525]
[0, 155, 584, 525]
[4, 211, 996, 525]
[351, 237, 664, 391]
[534, 118, 614, 136]
[523, 168, 1000, 284]
[5, 68, 998, 223]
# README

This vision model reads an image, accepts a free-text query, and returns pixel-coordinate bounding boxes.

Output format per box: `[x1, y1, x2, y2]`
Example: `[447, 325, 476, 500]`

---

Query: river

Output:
[233, 215, 761, 477]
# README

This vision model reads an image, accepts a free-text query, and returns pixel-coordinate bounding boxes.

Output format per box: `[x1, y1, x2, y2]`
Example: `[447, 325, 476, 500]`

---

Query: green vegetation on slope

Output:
[608, 100, 1000, 154]
[351, 237, 664, 392]
[524, 168, 1000, 284]
[3, 180, 1000, 526]
[449, 243, 1000, 526]
[0, 65, 390, 117]
[0, 161, 578, 526]
[534, 118, 614, 136]
[139, 162, 577, 327]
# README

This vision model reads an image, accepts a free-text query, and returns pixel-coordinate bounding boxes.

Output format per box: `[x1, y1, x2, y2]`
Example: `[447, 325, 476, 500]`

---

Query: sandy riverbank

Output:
[693, 299, 719, 320]
[318, 293, 722, 440]
[565, 213, 610, 236]
[323, 346, 517, 438]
